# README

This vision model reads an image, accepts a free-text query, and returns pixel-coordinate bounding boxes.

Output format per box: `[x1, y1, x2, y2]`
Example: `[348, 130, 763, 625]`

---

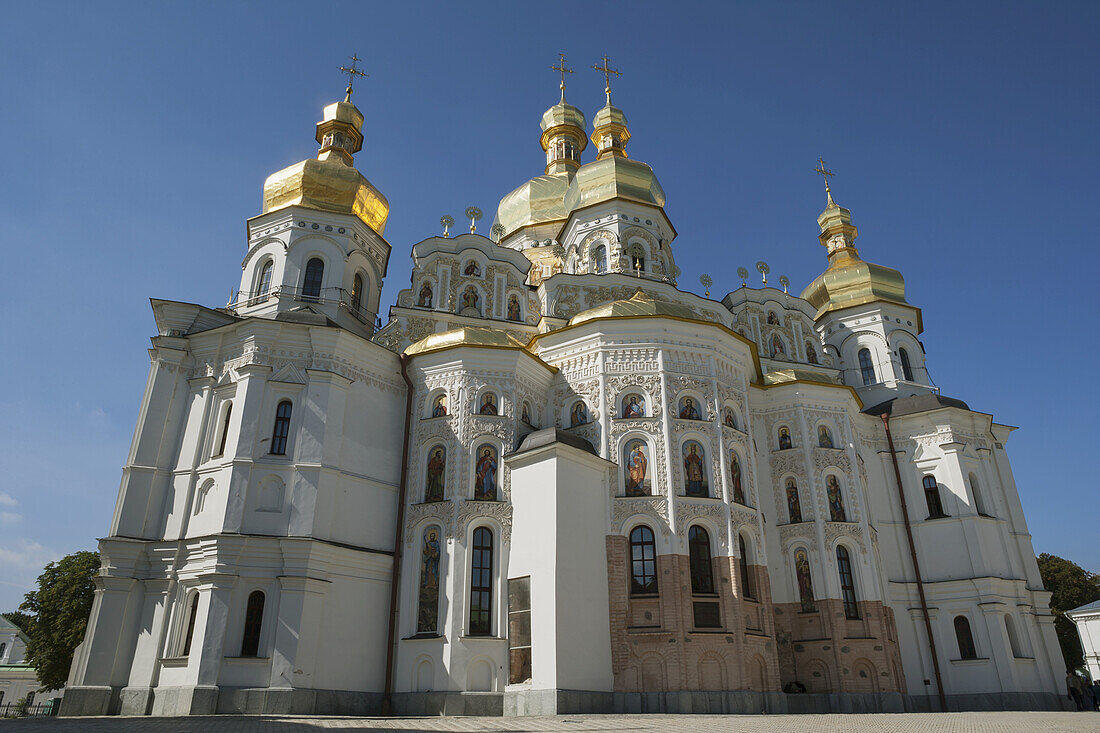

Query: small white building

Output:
[60, 76, 1068, 717]
[0, 616, 48, 708]
[1067, 601, 1100, 680]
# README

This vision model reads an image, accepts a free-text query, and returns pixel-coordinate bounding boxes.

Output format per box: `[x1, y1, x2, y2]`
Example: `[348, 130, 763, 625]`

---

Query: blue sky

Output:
[0, 1, 1096, 611]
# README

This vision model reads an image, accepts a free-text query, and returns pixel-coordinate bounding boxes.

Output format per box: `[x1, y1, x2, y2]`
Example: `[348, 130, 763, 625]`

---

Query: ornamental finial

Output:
[815, 157, 836, 207]
[338, 54, 369, 101]
[551, 53, 573, 103]
[593, 55, 621, 105]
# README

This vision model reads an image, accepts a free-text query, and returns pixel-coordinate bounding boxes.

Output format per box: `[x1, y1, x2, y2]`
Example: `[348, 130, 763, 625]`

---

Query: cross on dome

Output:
[593, 55, 621, 104]
[338, 54, 369, 100]
[815, 157, 836, 205]
[551, 53, 573, 102]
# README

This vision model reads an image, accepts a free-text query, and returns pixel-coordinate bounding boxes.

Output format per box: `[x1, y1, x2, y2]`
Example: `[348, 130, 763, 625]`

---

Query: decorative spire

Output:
[551, 53, 573, 103]
[593, 55, 621, 105]
[814, 158, 836, 208]
[338, 54, 368, 101]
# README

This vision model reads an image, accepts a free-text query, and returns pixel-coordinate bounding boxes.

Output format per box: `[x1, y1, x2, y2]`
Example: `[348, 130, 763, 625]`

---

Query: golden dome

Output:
[569, 289, 699, 326]
[404, 327, 530, 356]
[261, 96, 389, 234]
[541, 100, 586, 138]
[800, 197, 908, 320]
[562, 155, 665, 212]
[492, 173, 572, 239]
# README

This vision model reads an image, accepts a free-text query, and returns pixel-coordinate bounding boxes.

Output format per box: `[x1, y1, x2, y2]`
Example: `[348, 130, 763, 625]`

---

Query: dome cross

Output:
[593, 55, 621, 104]
[551, 53, 574, 101]
[338, 54, 369, 100]
[815, 157, 836, 203]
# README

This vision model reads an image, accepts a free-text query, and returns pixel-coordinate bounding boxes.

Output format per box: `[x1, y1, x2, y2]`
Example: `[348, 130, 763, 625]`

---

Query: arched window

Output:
[351, 273, 364, 314]
[469, 527, 493, 636]
[899, 347, 914, 382]
[858, 348, 876, 385]
[257, 260, 274, 298]
[240, 590, 265, 657]
[969, 472, 988, 516]
[302, 257, 324, 301]
[738, 534, 755, 600]
[923, 476, 945, 518]
[0, 642, 6, 658]
[837, 546, 859, 619]
[593, 245, 607, 274]
[806, 342, 818, 364]
[214, 402, 232, 457]
[954, 615, 977, 659]
[1005, 614, 1023, 658]
[629, 526, 658, 595]
[181, 592, 200, 656]
[630, 245, 645, 273]
[270, 400, 293, 456]
[688, 526, 714, 595]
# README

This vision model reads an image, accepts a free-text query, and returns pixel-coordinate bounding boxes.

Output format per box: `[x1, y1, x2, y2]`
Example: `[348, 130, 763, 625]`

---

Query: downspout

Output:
[881, 412, 947, 712]
[383, 354, 415, 713]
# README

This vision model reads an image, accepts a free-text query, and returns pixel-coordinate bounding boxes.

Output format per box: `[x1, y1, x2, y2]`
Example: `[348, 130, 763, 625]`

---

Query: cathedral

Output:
[61, 63, 1067, 717]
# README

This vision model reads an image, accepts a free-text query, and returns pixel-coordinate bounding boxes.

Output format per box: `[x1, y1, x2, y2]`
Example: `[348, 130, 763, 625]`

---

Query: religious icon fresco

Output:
[771, 335, 785, 358]
[806, 343, 818, 364]
[730, 451, 746, 504]
[818, 425, 834, 448]
[507, 294, 521, 322]
[570, 400, 588, 427]
[723, 408, 737, 429]
[431, 394, 447, 417]
[464, 260, 481, 277]
[479, 392, 498, 415]
[827, 474, 847, 522]
[473, 444, 498, 500]
[461, 286, 480, 312]
[521, 402, 531, 425]
[778, 426, 792, 450]
[683, 440, 708, 497]
[418, 282, 433, 307]
[767, 311, 780, 325]
[794, 547, 816, 612]
[621, 394, 645, 419]
[425, 445, 446, 502]
[624, 439, 649, 496]
[678, 396, 701, 420]
[786, 478, 803, 523]
[416, 526, 442, 633]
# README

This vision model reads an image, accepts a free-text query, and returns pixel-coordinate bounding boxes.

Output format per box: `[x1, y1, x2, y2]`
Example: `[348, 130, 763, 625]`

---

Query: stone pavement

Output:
[2, 713, 1097, 732]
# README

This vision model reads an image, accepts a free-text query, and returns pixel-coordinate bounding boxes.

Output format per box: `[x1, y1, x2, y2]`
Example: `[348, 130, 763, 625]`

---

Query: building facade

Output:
[61, 79, 1066, 717]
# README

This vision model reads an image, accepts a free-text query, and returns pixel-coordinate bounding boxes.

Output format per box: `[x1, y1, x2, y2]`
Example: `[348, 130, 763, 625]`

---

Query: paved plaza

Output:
[2, 713, 1097, 732]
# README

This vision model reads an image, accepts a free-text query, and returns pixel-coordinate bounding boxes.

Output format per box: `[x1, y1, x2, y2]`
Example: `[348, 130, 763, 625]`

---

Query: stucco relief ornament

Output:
[770, 451, 806, 479]
[730, 507, 757, 533]
[779, 521, 816, 550]
[457, 498, 513, 543]
[405, 502, 454, 545]
[613, 497, 670, 533]
[823, 521, 865, 552]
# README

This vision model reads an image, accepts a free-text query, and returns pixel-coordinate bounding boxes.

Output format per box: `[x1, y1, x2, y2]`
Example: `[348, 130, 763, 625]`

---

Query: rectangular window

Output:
[692, 601, 721, 628]
[508, 576, 531, 684]
[469, 528, 493, 636]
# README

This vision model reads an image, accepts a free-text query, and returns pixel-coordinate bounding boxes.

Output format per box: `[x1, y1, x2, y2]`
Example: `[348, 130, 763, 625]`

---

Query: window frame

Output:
[270, 400, 293, 456]
[954, 615, 978, 659]
[922, 475, 946, 518]
[214, 402, 233, 458]
[302, 257, 325, 300]
[628, 525, 658, 596]
[738, 534, 755, 600]
[837, 546, 859, 619]
[899, 347, 914, 381]
[687, 526, 715, 595]
[181, 591, 200, 657]
[351, 272, 364, 314]
[257, 260, 274, 298]
[239, 590, 265, 657]
[468, 526, 494, 636]
[858, 348, 876, 385]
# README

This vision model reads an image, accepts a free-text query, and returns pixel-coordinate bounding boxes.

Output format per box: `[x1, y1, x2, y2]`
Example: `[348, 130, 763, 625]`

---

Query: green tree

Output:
[1037, 552, 1100, 672]
[2, 610, 33, 634]
[17, 551, 101, 691]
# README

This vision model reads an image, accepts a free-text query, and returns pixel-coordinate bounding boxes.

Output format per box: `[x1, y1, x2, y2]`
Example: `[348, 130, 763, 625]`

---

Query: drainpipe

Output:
[382, 354, 415, 713]
[881, 412, 947, 712]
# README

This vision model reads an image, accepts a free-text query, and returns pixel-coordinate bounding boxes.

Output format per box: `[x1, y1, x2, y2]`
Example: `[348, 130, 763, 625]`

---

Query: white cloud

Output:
[0, 539, 59, 572]
[0, 492, 17, 507]
[0, 512, 22, 527]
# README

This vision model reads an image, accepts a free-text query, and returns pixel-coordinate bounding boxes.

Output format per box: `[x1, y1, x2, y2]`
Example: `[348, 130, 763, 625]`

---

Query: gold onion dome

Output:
[570, 289, 699, 326]
[493, 95, 588, 239]
[404, 327, 530, 356]
[800, 194, 907, 319]
[262, 95, 389, 234]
